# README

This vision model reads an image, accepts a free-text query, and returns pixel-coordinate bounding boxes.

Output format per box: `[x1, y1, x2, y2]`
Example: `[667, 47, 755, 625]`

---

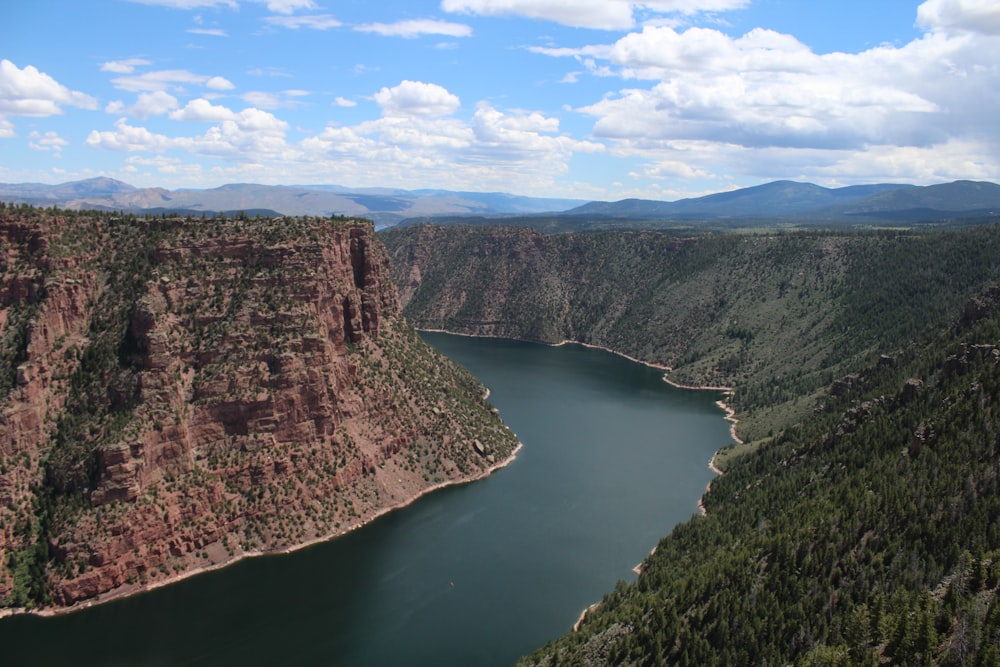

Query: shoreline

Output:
[422, 328, 743, 632]
[423, 326, 741, 502]
[1, 438, 523, 621]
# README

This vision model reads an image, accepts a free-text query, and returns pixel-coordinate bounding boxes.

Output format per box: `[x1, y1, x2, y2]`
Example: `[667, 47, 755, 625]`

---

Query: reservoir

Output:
[0, 333, 731, 666]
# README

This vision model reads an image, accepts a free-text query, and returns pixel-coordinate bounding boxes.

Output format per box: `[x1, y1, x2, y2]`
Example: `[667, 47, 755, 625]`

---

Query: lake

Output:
[0, 333, 731, 666]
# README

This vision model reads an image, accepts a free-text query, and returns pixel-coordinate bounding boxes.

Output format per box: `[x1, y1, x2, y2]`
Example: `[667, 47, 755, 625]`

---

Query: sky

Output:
[1, 0, 998, 201]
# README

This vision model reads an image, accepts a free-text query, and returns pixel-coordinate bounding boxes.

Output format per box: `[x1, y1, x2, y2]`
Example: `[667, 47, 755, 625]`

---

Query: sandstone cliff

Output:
[0, 205, 517, 611]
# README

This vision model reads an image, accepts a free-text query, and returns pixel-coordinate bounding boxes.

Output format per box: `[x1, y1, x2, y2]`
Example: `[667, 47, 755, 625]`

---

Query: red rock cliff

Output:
[0, 207, 517, 611]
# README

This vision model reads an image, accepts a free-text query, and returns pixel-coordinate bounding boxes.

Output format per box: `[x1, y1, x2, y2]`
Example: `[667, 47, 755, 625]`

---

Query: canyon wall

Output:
[0, 206, 517, 611]
[380, 222, 1000, 438]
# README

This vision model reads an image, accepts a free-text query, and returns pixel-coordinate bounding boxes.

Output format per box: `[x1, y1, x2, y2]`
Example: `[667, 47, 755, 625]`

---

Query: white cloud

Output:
[0, 60, 98, 117]
[101, 58, 152, 74]
[28, 130, 69, 156]
[241, 90, 307, 109]
[242, 91, 282, 109]
[206, 76, 235, 90]
[90, 106, 290, 162]
[264, 14, 341, 30]
[356, 19, 473, 38]
[374, 80, 461, 117]
[333, 96, 357, 107]
[536, 21, 997, 161]
[470, 103, 604, 160]
[0, 118, 14, 138]
[86, 118, 173, 152]
[255, 0, 316, 12]
[441, 0, 749, 30]
[917, 0, 1000, 36]
[247, 67, 292, 78]
[125, 91, 180, 119]
[169, 98, 236, 121]
[110, 69, 235, 93]
[300, 90, 602, 195]
[188, 28, 228, 36]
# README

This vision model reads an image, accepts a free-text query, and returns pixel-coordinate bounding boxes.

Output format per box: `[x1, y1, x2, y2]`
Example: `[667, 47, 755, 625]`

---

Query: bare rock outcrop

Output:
[0, 207, 517, 611]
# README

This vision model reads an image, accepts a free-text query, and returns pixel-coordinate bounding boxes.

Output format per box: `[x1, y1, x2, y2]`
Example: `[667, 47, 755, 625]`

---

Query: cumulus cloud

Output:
[374, 80, 461, 117]
[0, 118, 15, 139]
[441, 0, 749, 30]
[206, 76, 235, 90]
[333, 96, 357, 107]
[107, 90, 180, 119]
[90, 104, 290, 162]
[28, 130, 69, 156]
[917, 0, 1000, 36]
[534, 18, 999, 181]
[0, 60, 98, 117]
[300, 86, 602, 195]
[169, 98, 236, 121]
[356, 19, 473, 38]
[86, 118, 173, 152]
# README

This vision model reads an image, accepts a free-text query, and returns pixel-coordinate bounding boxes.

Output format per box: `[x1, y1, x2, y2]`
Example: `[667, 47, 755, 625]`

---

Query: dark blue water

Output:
[0, 333, 731, 666]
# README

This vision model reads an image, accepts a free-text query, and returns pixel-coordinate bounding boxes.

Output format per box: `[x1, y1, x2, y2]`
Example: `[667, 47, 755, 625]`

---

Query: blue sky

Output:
[1, 0, 998, 200]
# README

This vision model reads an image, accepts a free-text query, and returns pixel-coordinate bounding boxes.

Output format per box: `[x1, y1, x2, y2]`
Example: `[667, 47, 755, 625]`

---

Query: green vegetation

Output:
[381, 224, 1000, 440]
[518, 290, 1000, 667]
[1, 205, 517, 610]
[380, 221, 1000, 665]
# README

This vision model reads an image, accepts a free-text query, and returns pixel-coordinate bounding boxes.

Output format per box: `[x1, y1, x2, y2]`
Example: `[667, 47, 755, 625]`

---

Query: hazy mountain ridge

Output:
[566, 179, 1000, 221]
[0, 178, 586, 227]
[3, 178, 998, 230]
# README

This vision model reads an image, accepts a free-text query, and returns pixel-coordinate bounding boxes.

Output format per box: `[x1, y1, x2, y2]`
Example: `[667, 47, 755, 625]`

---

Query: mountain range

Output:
[0, 177, 585, 227]
[567, 179, 1000, 222]
[1, 177, 999, 228]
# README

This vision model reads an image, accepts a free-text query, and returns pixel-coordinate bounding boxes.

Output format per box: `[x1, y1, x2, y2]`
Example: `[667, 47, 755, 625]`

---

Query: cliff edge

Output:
[0, 205, 517, 612]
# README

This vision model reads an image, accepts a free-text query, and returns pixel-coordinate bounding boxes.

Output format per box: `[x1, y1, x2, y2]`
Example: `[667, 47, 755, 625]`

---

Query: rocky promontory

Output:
[0, 205, 517, 612]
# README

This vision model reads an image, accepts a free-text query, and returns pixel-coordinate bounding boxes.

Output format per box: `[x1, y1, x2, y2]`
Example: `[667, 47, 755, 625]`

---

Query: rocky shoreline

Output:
[0, 438, 523, 620]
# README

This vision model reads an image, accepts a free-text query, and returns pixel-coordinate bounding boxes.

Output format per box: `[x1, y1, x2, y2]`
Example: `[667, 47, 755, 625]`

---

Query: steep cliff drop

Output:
[0, 206, 518, 613]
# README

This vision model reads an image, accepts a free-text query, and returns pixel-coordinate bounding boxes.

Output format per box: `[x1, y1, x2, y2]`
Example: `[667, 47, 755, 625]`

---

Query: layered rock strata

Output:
[0, 207, 517, 611]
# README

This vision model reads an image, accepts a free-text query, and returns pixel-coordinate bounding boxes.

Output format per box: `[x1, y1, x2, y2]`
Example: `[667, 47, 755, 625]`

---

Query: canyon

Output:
[0, 205, 517, 612]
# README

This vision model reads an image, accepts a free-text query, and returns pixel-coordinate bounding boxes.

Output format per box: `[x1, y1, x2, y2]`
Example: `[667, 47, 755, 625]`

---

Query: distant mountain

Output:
[0, 179, 586, 227]
[566, 180, 1000, 222]
[4, 178, 997, 229]
[0, 176, 137, 201]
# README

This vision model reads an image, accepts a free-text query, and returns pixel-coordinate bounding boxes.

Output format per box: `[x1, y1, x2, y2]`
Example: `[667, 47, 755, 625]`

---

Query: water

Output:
[0, 333, 732, 666]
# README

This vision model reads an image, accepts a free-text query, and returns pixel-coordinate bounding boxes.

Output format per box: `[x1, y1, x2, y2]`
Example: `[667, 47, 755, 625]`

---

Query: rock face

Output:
[0, 206, 517, 611]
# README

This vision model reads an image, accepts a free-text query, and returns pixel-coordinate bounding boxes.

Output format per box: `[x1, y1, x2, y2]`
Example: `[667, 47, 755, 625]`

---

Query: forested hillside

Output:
[381, 222, 1000, 665]
[380, 223, 1000, 440]
[516, 286, 1000, 666]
